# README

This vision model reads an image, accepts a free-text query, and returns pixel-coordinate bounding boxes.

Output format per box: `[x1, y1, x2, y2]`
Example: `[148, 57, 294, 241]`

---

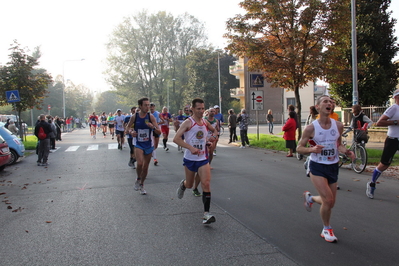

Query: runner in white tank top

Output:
[173, 98, 219, 225]
[297, 95, 354, 243]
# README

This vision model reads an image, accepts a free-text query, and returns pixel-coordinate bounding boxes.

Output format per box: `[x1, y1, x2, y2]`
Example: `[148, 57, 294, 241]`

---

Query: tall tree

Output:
[225, 0, 329, 139]
[186, 48, 238, 111]
[106, 11, 207, 113]
[0, 41, 52, 137]
[325, 0, 399, 107]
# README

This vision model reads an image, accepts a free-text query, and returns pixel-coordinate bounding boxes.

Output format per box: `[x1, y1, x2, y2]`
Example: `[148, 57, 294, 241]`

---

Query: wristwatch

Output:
[394, 120, 398, 125]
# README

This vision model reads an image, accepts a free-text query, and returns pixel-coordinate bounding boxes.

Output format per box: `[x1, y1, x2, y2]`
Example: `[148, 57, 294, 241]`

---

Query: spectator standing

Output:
[227, 109, 238, 143]
[267, 109, 274, 134]
[55, 116, 63, 141]
[34, 114, 52, 166]
[305, 106, 319, 127]
[282, 111, 297, 157]
[237, 109, 250, 148]
[48, 118, 57, 150]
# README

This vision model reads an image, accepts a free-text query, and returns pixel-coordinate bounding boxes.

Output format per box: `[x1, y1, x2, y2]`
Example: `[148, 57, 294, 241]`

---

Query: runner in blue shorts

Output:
[174, 98, 219, 225]
[125, 97, 161, 195]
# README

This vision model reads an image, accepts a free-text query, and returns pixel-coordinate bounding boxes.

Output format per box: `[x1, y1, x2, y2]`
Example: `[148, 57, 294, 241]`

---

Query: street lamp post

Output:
[62, 59, 84, 118]
[170, 78, 176, 111]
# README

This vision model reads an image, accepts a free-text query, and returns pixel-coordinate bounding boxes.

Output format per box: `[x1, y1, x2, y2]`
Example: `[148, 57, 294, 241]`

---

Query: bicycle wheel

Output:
[338, 154, 345, 168]
[351, 144, 367, 174]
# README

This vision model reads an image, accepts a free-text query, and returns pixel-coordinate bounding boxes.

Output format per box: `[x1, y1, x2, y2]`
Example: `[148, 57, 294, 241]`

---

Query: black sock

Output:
[163, 139, 167, 147]
[202, 192, 211, 212]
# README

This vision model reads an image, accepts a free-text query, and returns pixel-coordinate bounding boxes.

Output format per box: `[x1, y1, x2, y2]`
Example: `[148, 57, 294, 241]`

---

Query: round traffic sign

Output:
[256, 96, 263, 102]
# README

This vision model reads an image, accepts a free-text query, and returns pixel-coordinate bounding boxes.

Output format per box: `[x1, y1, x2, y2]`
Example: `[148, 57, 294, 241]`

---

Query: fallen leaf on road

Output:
[0, 192, 5, 195]
[353, 179, 360, 182]
[7, 206, 12, 209]
[46, 221, 52, 223]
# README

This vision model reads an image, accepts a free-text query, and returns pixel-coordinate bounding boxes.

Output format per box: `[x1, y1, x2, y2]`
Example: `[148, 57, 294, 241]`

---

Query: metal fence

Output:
[341, 106, 387, 126]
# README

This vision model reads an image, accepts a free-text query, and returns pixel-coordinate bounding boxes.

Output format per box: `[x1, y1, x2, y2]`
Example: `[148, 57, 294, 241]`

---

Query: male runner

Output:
[125, 98, 161, 195]
[366, 89, 399, 199]
[174, 98, 219, 224]
[125, 107, 137, 168]
[213, 105, 224, 156]
[114, 109, 126, 150]
[297, 95, 354, 243]
[160, 106, 172, 151]
[149, 103, 162, 165]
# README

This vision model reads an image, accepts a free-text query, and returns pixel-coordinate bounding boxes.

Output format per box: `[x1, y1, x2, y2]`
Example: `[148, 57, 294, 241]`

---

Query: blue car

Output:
[0, 124, 25, 165]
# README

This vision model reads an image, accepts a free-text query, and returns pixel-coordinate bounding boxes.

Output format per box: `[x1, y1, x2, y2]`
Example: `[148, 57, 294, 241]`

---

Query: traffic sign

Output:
[6, 90, 20, 103]
[251, 90, 264, 111]
[250, 74, 264, 88]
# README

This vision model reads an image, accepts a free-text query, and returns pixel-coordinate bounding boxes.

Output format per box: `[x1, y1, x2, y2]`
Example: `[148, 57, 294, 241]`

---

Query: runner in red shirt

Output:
[160, 107, 172, 151]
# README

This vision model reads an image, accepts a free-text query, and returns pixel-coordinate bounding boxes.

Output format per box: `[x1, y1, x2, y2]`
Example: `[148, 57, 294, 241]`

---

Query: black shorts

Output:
[308, 161, 339, 184]
[380, 137, 399, 166]
[108, 124, 115, 128]
[116, 130, 125, 138]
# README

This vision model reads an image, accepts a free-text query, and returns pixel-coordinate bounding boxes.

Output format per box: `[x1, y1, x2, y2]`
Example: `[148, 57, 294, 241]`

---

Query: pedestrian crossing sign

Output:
[6, 90, 20, 103]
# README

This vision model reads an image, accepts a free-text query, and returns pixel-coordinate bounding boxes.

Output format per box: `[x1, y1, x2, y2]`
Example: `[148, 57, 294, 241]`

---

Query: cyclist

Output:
[343, 104, 373, 142]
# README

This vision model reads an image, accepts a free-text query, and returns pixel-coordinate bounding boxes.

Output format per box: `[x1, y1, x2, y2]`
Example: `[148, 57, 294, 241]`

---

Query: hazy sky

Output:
[1, 0, 398, 93]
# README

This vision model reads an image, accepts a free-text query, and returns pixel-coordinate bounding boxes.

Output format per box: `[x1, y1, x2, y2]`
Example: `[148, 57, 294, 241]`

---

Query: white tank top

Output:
[183, 117, 209, 161]
[309, 119, 339, 164]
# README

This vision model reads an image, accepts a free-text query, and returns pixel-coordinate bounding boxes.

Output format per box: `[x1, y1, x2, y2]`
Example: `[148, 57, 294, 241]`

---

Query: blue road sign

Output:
[6, 90, 20, 103]
[250, 74, 264, 88]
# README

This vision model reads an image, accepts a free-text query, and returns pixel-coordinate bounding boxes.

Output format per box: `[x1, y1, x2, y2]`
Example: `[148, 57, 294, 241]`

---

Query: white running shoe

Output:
[366, 182, 375, 199]
[139, 185, 146, 195]
[303, 191, 313, 212]
[203, 213, 216, 224]
[134, 179, 140, 191]
[321, 228, 338, 243]
[176, 180, 186, 199]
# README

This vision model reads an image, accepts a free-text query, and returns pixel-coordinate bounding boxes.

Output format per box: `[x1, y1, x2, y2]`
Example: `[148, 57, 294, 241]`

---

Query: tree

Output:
[0, 41, 52, 137]
[225, 0, 329, 139]
[106, 11, 207, 113]
[186, 48, 238, 111]
[325, 0, 399, 107]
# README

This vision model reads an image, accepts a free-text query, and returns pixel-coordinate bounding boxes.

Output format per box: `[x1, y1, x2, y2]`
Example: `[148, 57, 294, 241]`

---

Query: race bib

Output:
[137, 129, 150, 142]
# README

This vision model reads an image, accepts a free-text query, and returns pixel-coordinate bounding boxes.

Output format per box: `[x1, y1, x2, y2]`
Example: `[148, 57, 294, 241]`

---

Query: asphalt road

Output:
[0, 126, 398, 265]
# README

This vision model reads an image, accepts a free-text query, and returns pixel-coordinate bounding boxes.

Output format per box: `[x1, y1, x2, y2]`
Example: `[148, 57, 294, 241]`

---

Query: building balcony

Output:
[229, 63, 244, 76]
[230, 87, 245, 98]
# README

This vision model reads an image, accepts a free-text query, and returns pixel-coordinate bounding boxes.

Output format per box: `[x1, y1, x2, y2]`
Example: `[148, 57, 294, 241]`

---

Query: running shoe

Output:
[128, 158, 133, 167]
[366, 182, 375, 199]
[139, 184, 146, 195]
[134, 179, 140, 191]
[192, 189, 202, 197]
[165, 147, 169, 151]
[177, 179, 186, 199]
[118, 143, 121, 150]
[303, 191, 313, 212]
[154, 159, 158, 166]
[320, 228, 338, 243]
[203, 213, 216, 224]
[213, 151, 216, 156]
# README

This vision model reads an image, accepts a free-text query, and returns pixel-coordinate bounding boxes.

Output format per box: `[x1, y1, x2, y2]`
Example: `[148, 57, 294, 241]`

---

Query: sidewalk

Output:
[245, 124, 384, 150]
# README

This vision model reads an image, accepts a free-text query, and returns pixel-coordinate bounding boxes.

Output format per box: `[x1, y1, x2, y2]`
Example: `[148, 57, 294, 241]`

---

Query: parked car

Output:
[0, 123, 25, 165]
[0, 135, 11, 171]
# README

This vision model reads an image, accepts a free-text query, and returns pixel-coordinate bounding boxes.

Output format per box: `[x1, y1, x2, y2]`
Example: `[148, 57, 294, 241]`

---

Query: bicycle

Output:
[339, 132, 368, 174]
